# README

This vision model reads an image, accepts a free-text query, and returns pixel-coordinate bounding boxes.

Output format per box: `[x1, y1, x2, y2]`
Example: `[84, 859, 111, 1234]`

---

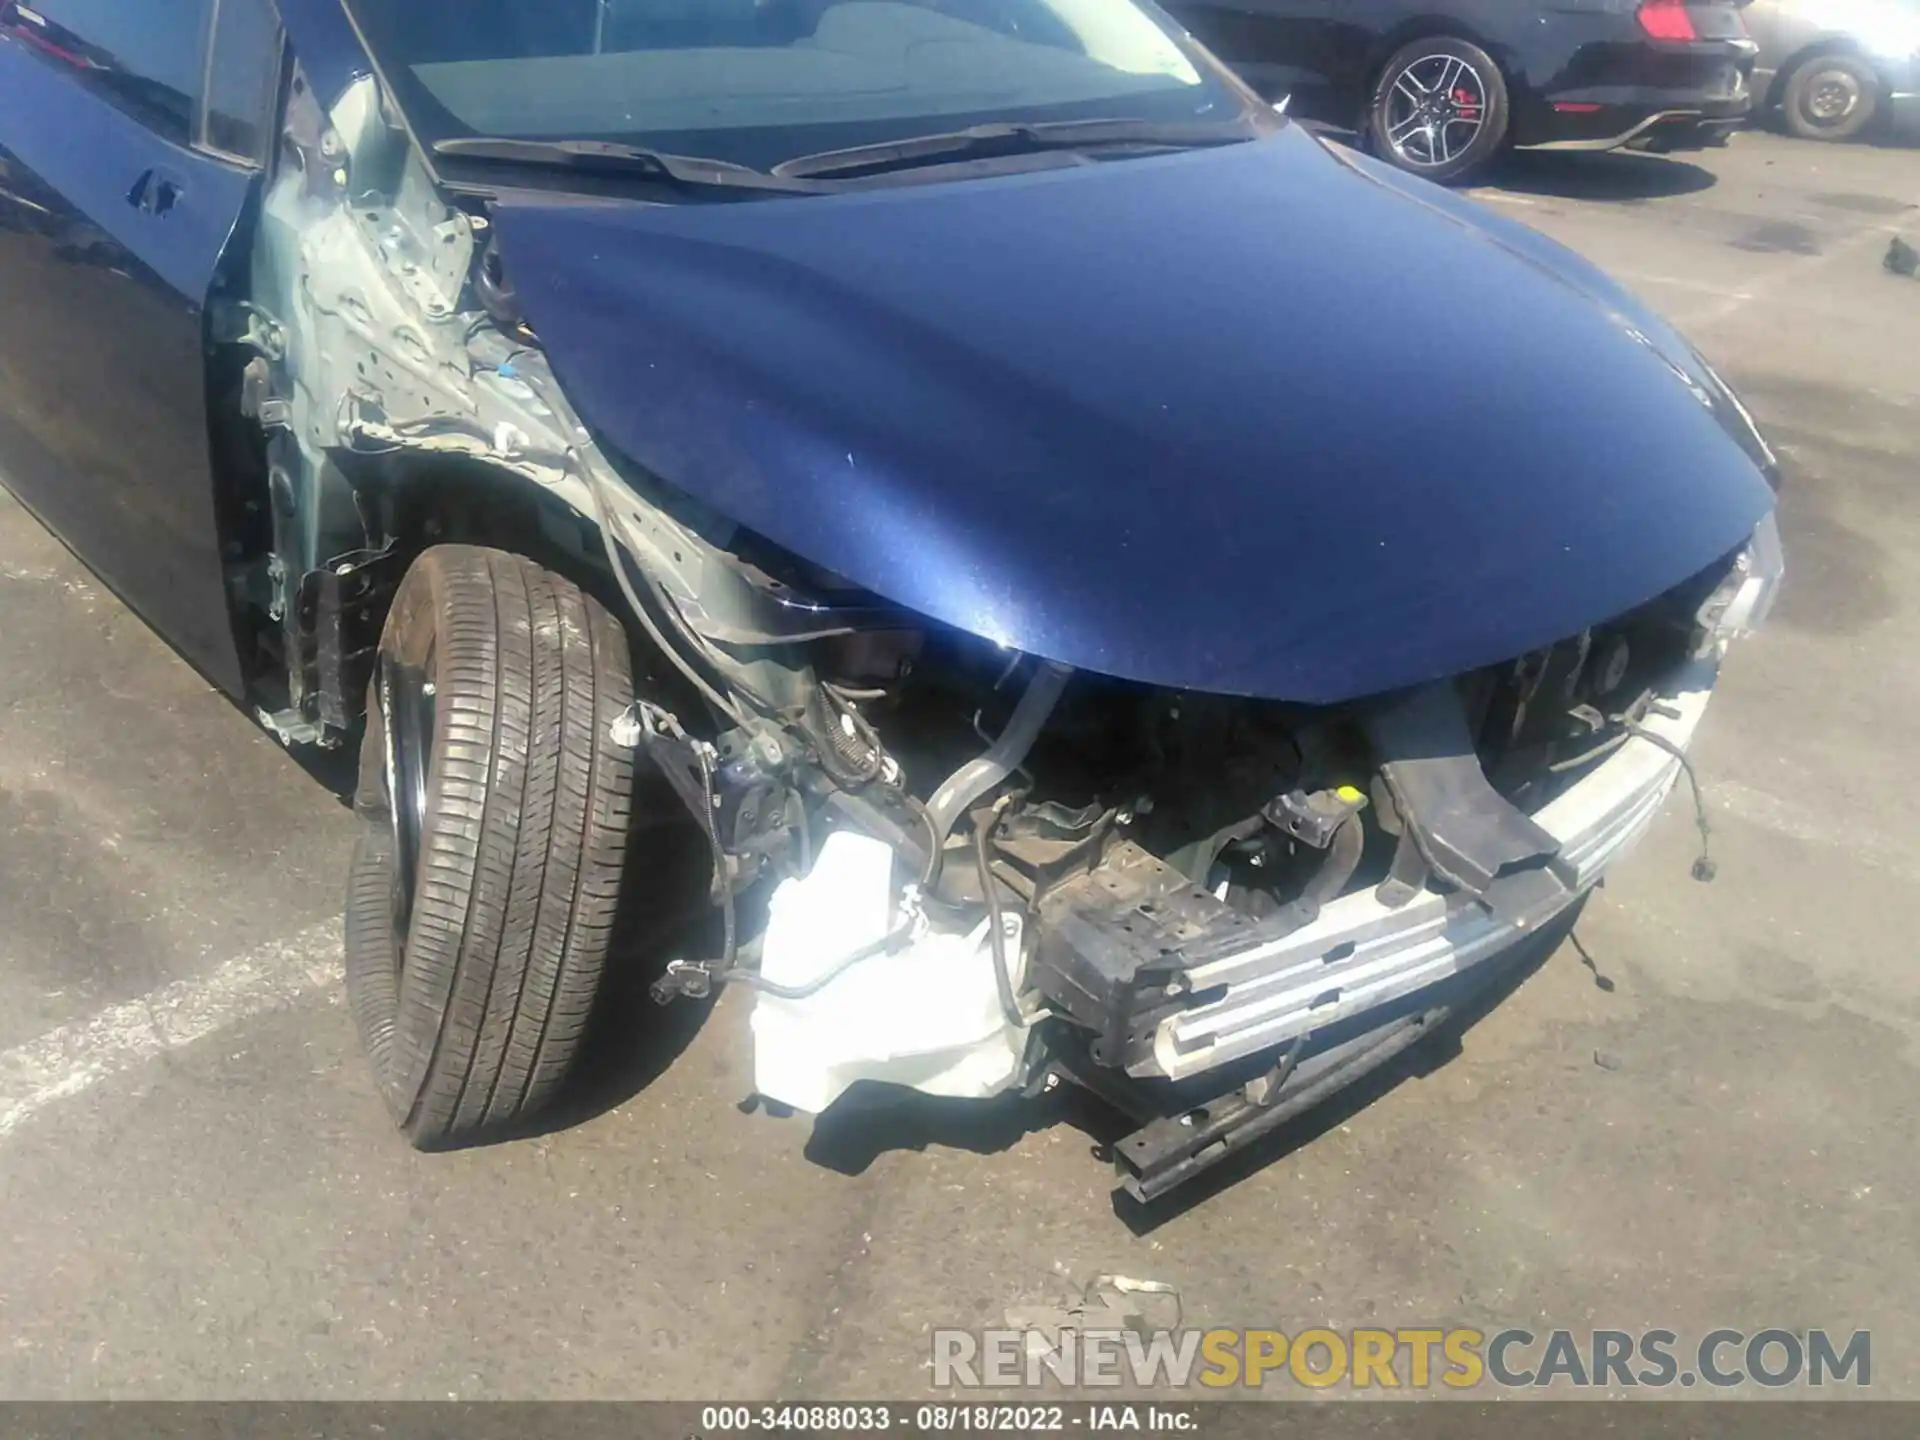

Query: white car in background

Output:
[1746, 0, 1920, 139]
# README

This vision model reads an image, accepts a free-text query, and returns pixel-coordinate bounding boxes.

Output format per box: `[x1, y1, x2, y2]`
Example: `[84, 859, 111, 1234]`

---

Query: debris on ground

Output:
[1005, 1269, 1183, 1350]
[1887, 236, 1918, 278]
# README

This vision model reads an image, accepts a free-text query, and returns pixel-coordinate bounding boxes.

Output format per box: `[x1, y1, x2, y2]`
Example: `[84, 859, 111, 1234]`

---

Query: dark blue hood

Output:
[492, 127, 1774, 703]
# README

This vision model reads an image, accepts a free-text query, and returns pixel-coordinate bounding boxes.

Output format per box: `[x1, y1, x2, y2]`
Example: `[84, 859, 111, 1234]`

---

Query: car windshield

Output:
[344, 0, 1258, 174]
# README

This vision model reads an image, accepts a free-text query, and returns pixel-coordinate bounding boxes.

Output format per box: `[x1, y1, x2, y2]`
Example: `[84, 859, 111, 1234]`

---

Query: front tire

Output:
[346, 545, 636, 1149]
[1781, 53, 1880, 142]
[1367, 37, 1510, 184]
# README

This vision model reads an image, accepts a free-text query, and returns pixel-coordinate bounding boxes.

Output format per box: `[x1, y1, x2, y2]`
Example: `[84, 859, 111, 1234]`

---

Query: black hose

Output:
[719, 924, 911, 1000]
[825, 682, 891, 702]
[906, 794, 942, 888]
[1545, 708, 1716, 883]
[974, 803, 1027, 1029]
[693, 744, 739, 973]
[1547, 730, 1633, 774]
[1626, 722, 1716, 882]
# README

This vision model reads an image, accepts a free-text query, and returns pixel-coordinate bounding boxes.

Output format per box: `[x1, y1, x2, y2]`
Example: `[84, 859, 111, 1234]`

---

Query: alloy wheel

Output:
[1381, 53, 1489, 170]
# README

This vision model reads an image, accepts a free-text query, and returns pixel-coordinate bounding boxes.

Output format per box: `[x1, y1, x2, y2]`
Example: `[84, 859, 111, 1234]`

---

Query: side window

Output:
[199, 0, 284, 164]
[0, 0, 213, 144]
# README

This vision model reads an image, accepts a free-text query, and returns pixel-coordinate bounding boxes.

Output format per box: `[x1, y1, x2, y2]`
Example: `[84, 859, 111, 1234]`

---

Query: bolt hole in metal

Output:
[380, 647, 438, 963]
[1384, 53, 1488, 168]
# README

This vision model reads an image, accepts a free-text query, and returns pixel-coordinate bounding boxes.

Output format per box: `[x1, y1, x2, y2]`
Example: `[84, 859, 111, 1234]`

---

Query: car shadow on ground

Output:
[795, 897, 1603, 1230]
[1483, 147, 1719, 202]
[474, 831, 724, 1145]
[1747, 109, 1920, 151]
[1305, 122, 1719, 202]
[285, 737, 360, 804]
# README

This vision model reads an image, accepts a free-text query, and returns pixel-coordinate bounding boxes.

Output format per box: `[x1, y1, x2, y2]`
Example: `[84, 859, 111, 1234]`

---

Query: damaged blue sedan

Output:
[0, 0, 1780, 1200]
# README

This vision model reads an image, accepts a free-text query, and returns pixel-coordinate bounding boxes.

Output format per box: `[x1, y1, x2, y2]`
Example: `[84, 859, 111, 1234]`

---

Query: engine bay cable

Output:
[583, 467, 751, 728]
[1543, 692, 1717, 884]
[717, 923, 914, 1000]
[974, 799, 1029, 1030]
[1626, 722, 1716, 882]
[693, 742, 740, 972]
[584, 463, 908, 820]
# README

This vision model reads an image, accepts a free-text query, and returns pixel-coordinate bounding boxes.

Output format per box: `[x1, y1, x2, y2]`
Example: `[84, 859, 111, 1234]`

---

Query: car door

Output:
[0, 0, 279, 698]
[1169, 0, 1352, 115]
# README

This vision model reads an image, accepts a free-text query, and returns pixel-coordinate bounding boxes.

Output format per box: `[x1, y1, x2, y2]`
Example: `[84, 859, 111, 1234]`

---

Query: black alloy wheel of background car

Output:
[1168, 0, 1757, 183]
[1368, 37, 1509, 182]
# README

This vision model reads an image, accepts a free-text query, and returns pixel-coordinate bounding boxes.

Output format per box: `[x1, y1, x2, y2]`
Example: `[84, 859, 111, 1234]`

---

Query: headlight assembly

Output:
[1695, 510, 1785, 658]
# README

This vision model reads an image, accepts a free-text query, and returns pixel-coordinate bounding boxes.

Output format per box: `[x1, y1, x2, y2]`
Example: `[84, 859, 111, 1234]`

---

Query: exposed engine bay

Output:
[225, 66, 1781, 1200]
[612, 518, 1772, 1204]
[629, 571, 1748, 1178]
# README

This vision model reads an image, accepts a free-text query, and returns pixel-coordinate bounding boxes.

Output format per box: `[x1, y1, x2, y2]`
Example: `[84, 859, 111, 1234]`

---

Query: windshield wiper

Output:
[432, 136, 819, 193]
[772, 118, 1256, 179]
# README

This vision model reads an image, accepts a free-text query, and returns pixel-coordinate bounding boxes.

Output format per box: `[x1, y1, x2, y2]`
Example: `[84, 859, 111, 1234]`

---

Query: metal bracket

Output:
[1107, 1005, 1442, 1204]
[1364, 681, 1561, 898]
[1263, 786, 1367, 849]
[256, 705, 335, 750]
[613, 701, 721, 825]
[291, 546, 404, 731]
[650, 958, 715, 1005]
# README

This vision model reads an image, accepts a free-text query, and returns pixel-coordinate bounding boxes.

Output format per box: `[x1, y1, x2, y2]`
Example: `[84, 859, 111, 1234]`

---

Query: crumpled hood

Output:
[493, 126, 1774, 703]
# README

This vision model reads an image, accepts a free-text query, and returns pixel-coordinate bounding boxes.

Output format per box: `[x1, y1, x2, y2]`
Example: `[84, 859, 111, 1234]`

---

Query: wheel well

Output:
[372, 454, 626, 641]
[1766, 38, 1877, 109]
[266, 452, 633, 740]
[370, 458, 613, 607]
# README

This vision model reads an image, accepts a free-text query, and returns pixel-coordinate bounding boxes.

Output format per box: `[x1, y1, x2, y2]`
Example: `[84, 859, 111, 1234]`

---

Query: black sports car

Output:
[1168, 0, 1759, 180]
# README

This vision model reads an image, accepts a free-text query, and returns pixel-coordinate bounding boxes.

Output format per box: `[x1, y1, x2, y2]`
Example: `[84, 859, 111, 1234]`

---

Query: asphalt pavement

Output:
[1, 128, 1916, 1400]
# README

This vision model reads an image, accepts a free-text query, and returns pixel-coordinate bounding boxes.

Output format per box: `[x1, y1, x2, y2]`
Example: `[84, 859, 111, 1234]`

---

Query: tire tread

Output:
[345, 545, 634, 1148]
